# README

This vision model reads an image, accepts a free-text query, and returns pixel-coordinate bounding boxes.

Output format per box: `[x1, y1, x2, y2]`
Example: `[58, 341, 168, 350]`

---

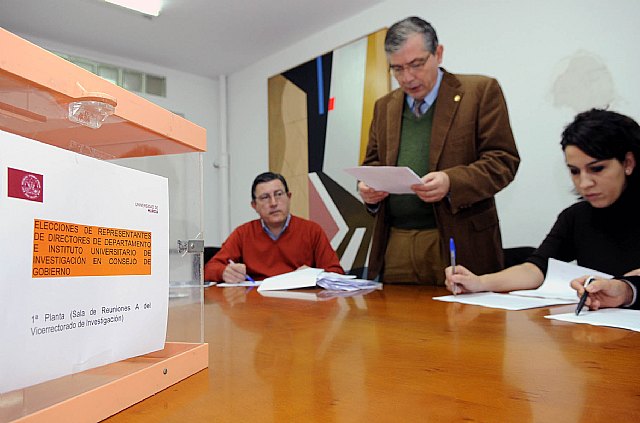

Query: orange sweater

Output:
[204, 215, 344, 282]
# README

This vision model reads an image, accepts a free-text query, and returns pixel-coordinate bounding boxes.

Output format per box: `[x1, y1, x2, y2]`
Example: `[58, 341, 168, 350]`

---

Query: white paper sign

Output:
[0, 130, 169, 393]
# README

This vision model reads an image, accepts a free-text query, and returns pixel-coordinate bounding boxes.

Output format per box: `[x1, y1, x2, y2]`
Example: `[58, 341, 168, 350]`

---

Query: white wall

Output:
[227, 0, 640, 249]
[13, 33, 223, 247]
[14, 0, 640, 251]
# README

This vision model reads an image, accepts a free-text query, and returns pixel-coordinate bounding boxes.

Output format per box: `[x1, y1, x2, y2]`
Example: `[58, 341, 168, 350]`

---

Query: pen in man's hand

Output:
[228, 259, 256, 283]
[449, 237, 457, 295]
[575, 276, 595, 315]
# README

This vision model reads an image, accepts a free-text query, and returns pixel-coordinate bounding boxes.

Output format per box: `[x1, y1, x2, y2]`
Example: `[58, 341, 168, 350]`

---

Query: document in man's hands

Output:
[344, 166, 422, 194]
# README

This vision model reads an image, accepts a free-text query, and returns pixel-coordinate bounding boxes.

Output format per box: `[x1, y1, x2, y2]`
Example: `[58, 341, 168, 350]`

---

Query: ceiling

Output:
[0, 0, 386, 79]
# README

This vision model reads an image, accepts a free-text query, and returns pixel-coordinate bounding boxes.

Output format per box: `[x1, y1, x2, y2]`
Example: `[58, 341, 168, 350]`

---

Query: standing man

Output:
[205, 172, 344, 282]
[359, 16, 519, 283]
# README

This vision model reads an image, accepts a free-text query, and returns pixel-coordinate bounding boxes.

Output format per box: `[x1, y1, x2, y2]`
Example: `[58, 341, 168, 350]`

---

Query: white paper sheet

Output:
[545, 309, 640, 332]
[1, 130, 169, 393]
[433, 292, 578, 310]
[216, 281, 261, 287]
[512, 259, 612, 301]
[343, 166, 422, 194]
[258, 290, 320, 301]
[257, 267, 324, 291]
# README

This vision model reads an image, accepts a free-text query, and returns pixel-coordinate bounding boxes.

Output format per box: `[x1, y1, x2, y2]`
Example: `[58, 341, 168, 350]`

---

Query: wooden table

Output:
[106, 285, 640, 422]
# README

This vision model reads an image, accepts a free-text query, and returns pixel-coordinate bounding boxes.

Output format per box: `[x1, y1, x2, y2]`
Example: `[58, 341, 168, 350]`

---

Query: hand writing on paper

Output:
[412, 171, 450, 203]
[357, 181, 389, 205]
[570, 277, 634, 311]
[223, 261, 249, 283]
[445, 265, 483, 294]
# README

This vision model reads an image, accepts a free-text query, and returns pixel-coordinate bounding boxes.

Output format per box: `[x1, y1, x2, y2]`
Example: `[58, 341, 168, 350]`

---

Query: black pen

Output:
[575, 276, 596, 315]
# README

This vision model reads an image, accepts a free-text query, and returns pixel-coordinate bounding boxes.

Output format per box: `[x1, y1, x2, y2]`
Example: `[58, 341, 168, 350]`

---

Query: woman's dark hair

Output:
[251, 172, 289, 200]
[561, 108, 640, 186]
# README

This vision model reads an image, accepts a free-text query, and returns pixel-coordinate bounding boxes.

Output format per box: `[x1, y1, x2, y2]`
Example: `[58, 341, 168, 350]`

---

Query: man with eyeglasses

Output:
[358, 16, 520, 284]
[205, 172, 344, 282]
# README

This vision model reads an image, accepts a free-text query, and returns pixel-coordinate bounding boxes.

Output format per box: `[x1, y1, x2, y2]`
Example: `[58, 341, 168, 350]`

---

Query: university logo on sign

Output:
[8, 167, 44, 202]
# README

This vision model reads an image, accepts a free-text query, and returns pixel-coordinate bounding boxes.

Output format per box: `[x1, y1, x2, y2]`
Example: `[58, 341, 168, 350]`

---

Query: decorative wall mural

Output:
[268, 29, 390, 276]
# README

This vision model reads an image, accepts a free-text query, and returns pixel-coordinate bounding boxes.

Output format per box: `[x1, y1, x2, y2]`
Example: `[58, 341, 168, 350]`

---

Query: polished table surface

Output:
[106, 285, 640, 422]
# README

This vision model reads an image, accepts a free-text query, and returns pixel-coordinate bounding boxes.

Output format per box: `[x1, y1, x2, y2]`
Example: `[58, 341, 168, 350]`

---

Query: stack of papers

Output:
[248, 268, 381, 295]
[257, 267, 323, 292]
[317, 273, 383, 291]
[216, 268, 382, 294]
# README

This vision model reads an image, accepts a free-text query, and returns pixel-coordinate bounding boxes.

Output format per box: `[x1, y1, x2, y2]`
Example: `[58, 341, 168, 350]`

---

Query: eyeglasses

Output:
[389, 53, 431, 77]
[255, 190, 287, 203]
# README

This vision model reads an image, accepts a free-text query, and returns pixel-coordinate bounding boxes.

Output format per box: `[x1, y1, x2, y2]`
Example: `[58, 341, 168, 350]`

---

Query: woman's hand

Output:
[444, 265, 485, 294]
[570, 276, 634, 310]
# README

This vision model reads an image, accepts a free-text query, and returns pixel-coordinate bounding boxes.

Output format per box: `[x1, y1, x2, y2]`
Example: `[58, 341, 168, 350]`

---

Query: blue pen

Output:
[228, 259, 256, 283]
[449, 237, 457, 295]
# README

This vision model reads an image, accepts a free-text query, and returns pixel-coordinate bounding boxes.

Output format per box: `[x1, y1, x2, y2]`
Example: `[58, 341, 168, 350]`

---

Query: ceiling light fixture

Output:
[104, 0, 163, 17]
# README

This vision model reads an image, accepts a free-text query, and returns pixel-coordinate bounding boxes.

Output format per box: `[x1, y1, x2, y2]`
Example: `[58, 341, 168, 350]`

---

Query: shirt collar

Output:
[261, 213, 291, 241]
[406, 67, 444, 113]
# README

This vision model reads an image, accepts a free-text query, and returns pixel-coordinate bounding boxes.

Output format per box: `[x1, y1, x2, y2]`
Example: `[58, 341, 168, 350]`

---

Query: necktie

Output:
[413, 99, 425, 117]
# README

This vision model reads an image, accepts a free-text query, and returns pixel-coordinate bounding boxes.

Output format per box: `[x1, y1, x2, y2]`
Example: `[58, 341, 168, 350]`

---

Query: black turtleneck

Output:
[526, 183, 640, 299]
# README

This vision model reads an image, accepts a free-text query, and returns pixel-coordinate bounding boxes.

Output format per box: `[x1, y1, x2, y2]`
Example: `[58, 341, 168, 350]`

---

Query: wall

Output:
[13, 33, 222, 248]
[227, 0, 640, 249]
[14, 0, 640, 252]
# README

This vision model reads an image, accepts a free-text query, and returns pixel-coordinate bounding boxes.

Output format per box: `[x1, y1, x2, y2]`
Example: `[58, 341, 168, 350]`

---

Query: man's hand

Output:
[411, 171, 450, 203]
[223, 262, 249, 283]
[357, 181, 389, 205]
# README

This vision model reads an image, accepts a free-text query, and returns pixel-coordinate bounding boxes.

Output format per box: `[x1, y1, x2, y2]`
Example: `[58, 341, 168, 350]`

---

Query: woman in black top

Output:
[445, 109, 640, 310]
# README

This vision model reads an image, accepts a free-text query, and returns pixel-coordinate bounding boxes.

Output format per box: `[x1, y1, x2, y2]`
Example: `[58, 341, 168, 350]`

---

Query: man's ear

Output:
[251, 201, 257, 212]
[435, 44, 444, 65]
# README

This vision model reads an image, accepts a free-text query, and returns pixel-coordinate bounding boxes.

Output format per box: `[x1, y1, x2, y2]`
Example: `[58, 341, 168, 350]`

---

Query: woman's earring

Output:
[625, 168, 632, 175]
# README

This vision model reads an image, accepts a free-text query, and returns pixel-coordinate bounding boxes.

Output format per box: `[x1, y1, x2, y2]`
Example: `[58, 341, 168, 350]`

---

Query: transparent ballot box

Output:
[0, 28, 208, 422]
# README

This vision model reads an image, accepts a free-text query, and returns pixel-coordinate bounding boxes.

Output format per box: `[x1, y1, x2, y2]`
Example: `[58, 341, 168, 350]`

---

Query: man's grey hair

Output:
[384, 16, 439, 55]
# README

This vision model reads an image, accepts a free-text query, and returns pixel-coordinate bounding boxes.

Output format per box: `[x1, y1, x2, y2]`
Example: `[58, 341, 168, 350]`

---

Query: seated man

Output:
[205, 172, 344, 282]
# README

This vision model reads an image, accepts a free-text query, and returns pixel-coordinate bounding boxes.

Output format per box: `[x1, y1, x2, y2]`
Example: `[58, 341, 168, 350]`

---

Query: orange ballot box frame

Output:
[0, 27, 206, 159]
[0, 27, 208, 422]
[7, 343, 209, 423]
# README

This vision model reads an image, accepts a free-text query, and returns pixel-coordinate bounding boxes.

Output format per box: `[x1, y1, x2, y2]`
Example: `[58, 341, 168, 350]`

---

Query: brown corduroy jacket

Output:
[362, 69, 520, 280]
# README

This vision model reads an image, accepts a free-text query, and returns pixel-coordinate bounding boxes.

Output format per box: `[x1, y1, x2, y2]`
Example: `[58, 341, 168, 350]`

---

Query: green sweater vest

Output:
[388, 103, 436, 229]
